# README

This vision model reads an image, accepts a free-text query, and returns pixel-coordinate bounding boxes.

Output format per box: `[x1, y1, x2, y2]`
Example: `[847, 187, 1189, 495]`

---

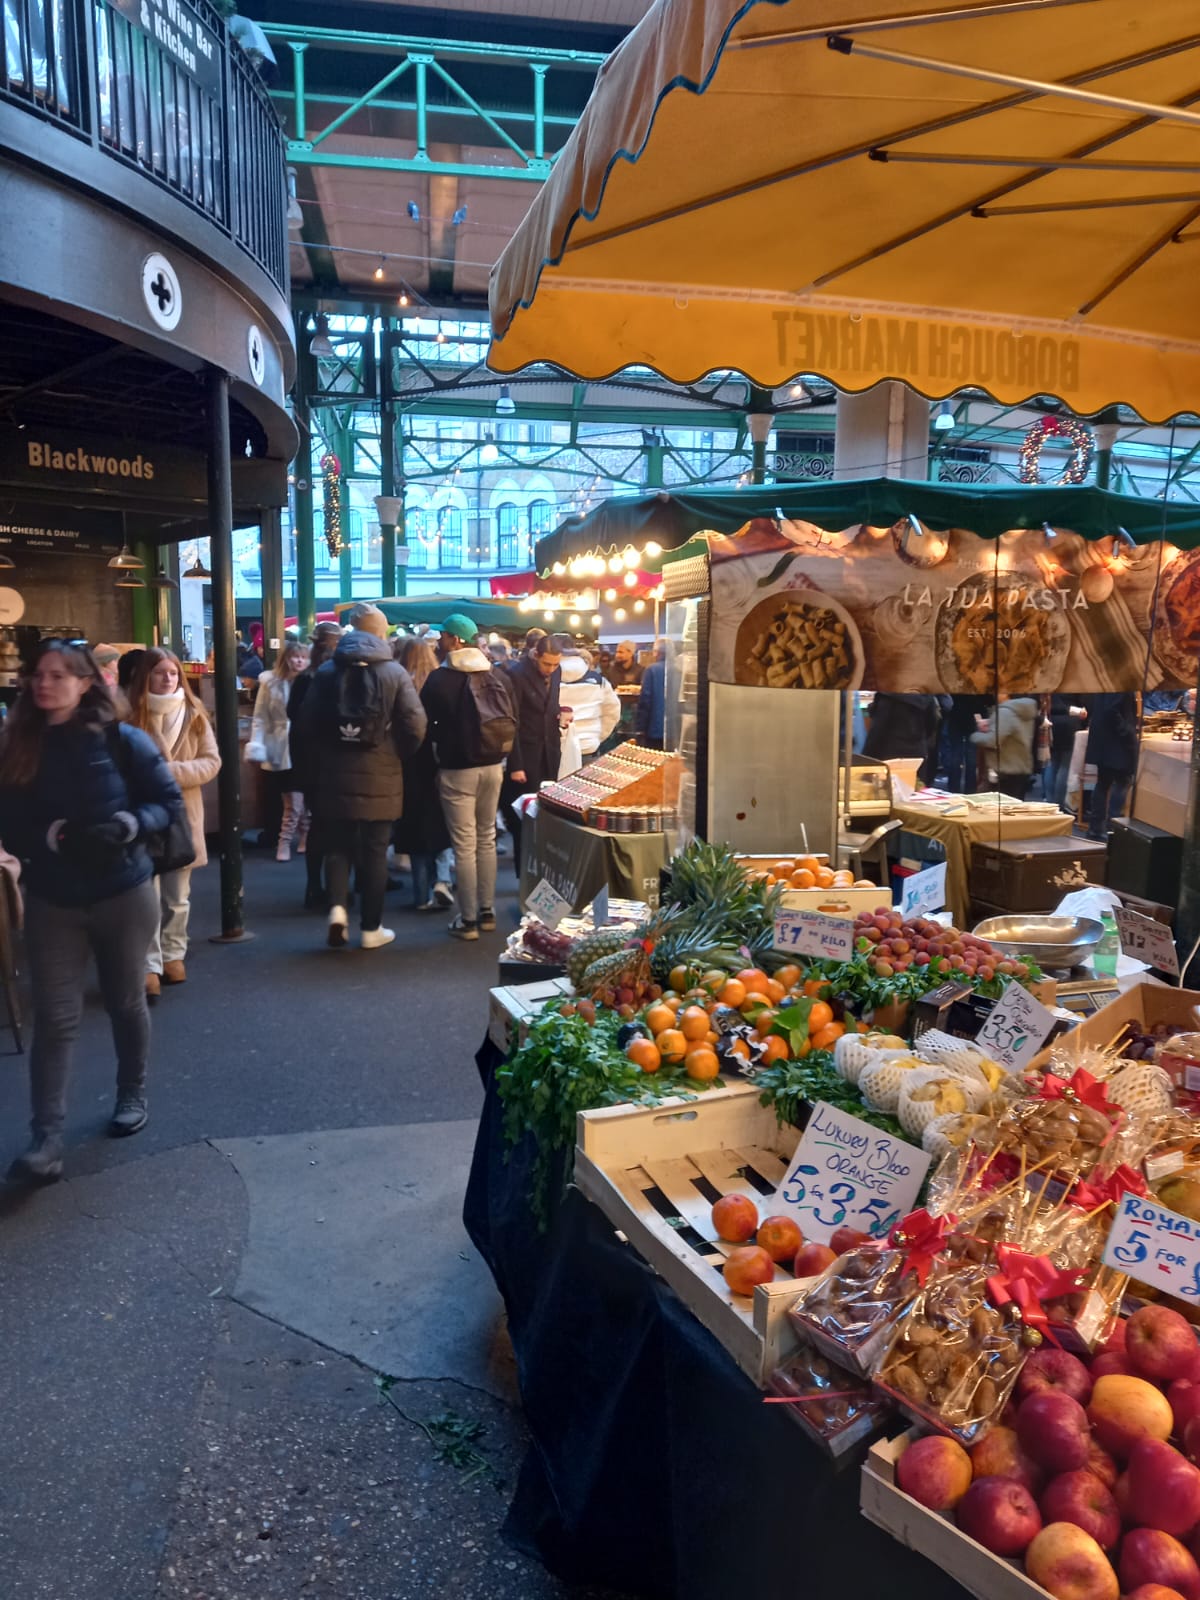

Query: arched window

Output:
[407, 507, 428, 570]
[439, 505, 463, 568]
[496, 502, 521, 568]
[528, 498, 553, 544]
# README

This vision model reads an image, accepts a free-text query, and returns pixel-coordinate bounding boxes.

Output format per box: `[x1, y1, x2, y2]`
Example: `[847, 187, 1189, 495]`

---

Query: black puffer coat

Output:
[298, 631, 428, 822]
[507, 656, 561, 789]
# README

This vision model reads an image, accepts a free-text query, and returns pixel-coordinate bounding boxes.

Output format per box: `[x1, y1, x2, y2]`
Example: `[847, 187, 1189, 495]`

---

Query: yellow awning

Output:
[489, 0, 1200, 420]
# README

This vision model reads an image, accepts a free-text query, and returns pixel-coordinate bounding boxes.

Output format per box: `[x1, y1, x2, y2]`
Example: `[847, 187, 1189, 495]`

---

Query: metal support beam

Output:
[294, 324, 317, 637]
[206, 368, 247, 942]
[290, 42, 307, 141]
[286, 147, 549, 181]
[260, 507, 284, 669]
[130, 539, 157, 643]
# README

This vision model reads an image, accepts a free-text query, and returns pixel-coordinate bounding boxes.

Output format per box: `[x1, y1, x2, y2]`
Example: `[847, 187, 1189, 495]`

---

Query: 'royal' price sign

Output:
[1114, 907, 1180, 977]
[1102, 1192, 1200, 1300]
[526, 877, 572, 930]
[774, 910, 856, 961]
[974, 979, 1058, 1072]
[774, 1102, 932, 1246]
[900, 861, 947, 920]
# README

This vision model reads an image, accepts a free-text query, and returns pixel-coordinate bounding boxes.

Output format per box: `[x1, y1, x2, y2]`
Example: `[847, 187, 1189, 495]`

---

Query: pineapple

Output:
[581, 942, 652, 1000]
[566, 925, 628, 989]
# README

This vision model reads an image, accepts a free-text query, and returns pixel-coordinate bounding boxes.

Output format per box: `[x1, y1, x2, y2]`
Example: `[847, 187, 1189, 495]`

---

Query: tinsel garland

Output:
[320, 451, 343, 556]
[1018, 416, 1093, 485]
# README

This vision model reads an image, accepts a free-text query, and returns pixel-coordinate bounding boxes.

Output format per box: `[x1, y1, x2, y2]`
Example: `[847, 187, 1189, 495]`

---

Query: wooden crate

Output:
[861, 1432, 1044, 1600]
[488, 976, 573, 1053]
[575, 1086, 814, 1385]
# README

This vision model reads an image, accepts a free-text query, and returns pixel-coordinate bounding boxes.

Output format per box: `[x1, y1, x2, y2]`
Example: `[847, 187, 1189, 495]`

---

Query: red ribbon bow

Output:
[1070, 1165, 1148, 1213]
[986, 1246, 1089, 1348]
[1038, 1068, 1117, 1121]
[889, 1208, 956, 1287]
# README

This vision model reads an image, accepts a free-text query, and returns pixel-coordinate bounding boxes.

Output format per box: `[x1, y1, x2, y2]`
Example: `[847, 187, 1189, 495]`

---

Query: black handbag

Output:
[107, 724, 196, 875]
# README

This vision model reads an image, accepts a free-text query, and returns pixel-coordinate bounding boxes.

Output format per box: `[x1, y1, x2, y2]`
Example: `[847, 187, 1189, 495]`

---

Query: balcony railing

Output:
[2, 0, 288, 294]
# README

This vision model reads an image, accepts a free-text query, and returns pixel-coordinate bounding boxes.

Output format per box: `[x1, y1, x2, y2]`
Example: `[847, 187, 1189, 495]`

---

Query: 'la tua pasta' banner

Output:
[707, 519, 1200, 694]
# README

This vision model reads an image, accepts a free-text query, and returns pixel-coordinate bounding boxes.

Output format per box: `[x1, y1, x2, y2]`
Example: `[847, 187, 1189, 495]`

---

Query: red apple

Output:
[1125, 1587, 1190, 1600]
[1088, 1375, 1175, 1459]
[1018, 1348, 1094, 1407]
[1018, 1391, 1092, 1474]
[957, 1476, 1042, 1555]
[721, 1245, 775, 1297]
[1085, 1437, 1119, 1491]
[1171, 1381, 1200, 1439]
[829, 1224, 873, 1255]
[1120, 1529, 1200, 1600]
[711, 1194, 757, 1243]
[970, 1425, 1045, 1494]
[755, 1214, 803, 1264]
[792, 1241, 837, 1278]
[1127, 1439, 1200, 1538]
[1091, 1350, 1137, 1380]
[1128, 1306, 1200, 1385]
[895, 1434, 973, 1512]
[1101, 1319, 1128, 1355]
[1026, 1522, 1119, 1600]
[1040, 1470, 1121, 1550]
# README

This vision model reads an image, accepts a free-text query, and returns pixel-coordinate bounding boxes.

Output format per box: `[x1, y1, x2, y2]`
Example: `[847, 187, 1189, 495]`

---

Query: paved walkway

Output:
[0, 848, 622, 1600]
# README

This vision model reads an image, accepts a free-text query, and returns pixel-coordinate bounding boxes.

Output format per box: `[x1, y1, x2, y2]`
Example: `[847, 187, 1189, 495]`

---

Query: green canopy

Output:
[334, 594, 531, 632]
[533, 481, 1200, 574]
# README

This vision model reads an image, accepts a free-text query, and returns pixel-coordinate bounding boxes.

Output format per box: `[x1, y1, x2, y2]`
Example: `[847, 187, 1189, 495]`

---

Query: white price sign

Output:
[526, 877, 572, 930]
[1103, 1192, 1200, 1300]
[1114, 908, 1180, 977]
[975, 980, 1059, 1071]
[774, 910, 856, 961]
[900, 861, 947, 919]
[774, 1101, 932, 1246]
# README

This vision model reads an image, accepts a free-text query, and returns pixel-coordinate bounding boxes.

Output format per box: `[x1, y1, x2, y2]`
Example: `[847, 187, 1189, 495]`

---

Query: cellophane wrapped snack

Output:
[788, 1240, 920, 1377]
[873, 1249, 1025, 1445]
[767, 1346, 892, 1460]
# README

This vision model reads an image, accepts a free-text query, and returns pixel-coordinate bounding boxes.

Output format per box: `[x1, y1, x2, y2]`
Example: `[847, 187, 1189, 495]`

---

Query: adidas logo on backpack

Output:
[338, 722, 363, 743]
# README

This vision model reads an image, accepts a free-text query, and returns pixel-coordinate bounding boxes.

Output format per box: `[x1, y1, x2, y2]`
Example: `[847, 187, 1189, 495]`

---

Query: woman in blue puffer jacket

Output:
[0, 640, 183, 1184]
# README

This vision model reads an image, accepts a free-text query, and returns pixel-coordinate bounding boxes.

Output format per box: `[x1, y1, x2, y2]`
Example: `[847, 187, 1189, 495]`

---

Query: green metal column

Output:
[1094, 405, 1120, 491]
[131, 540, 157, 642]
[747, 389, 773, 486]
[206, 368, 247, 941]
[645, 430, 665, 488]
[159, 542, 182, 652]
[293, 321, 316, 636]
[260, 507, 284, 669]
[379, 332, 397, 594]
[395, 491, 408, 597]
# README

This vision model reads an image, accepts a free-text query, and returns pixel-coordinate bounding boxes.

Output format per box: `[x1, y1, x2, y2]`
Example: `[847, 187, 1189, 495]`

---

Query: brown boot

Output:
[145, 972, 161, 1004]
[162, 960, 187, 985]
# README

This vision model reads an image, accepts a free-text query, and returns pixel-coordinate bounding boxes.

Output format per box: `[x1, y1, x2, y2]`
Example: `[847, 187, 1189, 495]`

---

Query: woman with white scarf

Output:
[246, 643, 309, 861]
[126, 649, 221, 999]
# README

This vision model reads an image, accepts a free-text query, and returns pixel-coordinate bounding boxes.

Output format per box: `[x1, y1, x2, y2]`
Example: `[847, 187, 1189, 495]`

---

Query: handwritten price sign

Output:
[526, 877, 572, 930]
[1103, 1192, 1200, 1300]
[1114, 907, 1180, 977]
[900, 861, 947, 919]
[975, 979, 1058, 1072]
[774, 1101, 931, 1246]
[774, 911, 856, 961]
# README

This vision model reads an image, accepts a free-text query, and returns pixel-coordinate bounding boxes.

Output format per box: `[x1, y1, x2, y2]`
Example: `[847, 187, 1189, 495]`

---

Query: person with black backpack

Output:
[420, 614, 518, 941]
[297, 606, 427, 951]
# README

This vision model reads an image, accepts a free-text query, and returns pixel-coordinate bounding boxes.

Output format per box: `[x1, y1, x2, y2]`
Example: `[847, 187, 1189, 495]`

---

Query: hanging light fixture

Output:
[933, 400, 956, 432]
[591, 613, 602, 629]
[373, 258, 385, 281]
[623, 571, 638, 588]
[480, 432, 500, 465]
[108, 543, 144, 571]
[183, 551, 211, 580]
[604, 587, 617, 602]
[310, 313, 335, 358]
[114, 573, 146, 589]
[0, 552, 15, 570]
[495, 384, 516, 417]
[568, 613, 581, 628]
[398, 289, 410, 308]
[150, 570, 179, 590]
[614, 607, 626, 622]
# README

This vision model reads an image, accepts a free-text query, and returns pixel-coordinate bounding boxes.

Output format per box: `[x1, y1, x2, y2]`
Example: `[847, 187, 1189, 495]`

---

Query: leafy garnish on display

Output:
[754, 1050, 906, 1141]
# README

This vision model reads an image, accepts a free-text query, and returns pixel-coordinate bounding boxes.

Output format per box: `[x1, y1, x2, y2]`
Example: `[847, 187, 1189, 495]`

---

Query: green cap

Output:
[440, 612, 479, 641]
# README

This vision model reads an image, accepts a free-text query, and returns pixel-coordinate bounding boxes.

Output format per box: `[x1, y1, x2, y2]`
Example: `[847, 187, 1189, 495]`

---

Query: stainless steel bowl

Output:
[972, 915, 1104, 970]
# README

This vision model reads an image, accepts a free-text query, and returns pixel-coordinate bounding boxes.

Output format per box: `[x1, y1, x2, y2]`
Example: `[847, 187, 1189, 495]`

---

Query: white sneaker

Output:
[327, 905, 348, 948]
[432, 881, 454, 908]
[361, 926, 396, 950]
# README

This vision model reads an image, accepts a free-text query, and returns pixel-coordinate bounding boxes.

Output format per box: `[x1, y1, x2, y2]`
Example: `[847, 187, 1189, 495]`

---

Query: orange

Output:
[719, 977, 747, 1008]
[793, 1037, 811, 1058]
[741, 991, 772, 1013]
[683, 986, 709, 1004]
[796, 856, 821, 876]
[764, 873, 777, 887]
[657, 1028, 688, 1066]
[728, 1037, 751, 1060]
[775, 964, 802, 990]
[680, 1005, 711, 1041]
[808, 1000, 834, 1033]
[803, 978, 827, 997]
[754, 1010, 778, 1038]
[736, 967, 770, 992]
[772, 859, 795, 877]
[685, 1046, 720, 1082]
[761, 1035, 790, 1064]
[705, 1029, 719, 1044]
[832, 869, 854, 887]
[644, 1002, 676, 1036]
[765, 978, 786, 1004]
[668, 964, 691, 993]
[626, 1037, 661, 1073]
[663, 993, 682, 1012]
[811, 1022, 845, 1050]
[701, 969, 728, 993]
[814, 867, 835, 889]
[789, 868, 816, 889]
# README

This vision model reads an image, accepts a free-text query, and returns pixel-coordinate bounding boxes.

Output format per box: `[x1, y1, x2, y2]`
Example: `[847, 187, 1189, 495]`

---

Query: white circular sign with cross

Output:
[142, 253, 182, 332]
[246, 323, 266, 387]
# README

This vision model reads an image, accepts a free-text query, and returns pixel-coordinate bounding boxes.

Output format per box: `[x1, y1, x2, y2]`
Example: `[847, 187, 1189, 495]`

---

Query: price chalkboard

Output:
[773, 1101, 931, 1246]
